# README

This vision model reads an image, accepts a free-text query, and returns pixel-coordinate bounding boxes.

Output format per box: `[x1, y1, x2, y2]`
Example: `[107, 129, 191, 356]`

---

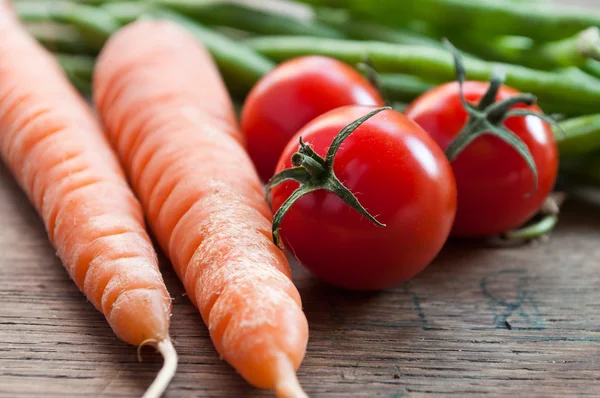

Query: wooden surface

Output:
[3, 0, 600, 397]
[2, 165, 600, 398]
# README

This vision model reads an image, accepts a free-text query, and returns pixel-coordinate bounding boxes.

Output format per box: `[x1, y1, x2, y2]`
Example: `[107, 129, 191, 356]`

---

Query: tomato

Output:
[241, 56, 385, 182]
[406, 81, 559, 237]
[270, 106, 457, 291]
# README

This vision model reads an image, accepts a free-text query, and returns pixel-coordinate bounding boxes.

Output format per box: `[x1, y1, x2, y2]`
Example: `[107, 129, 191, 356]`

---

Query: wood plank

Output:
[2, 153, 600, 397]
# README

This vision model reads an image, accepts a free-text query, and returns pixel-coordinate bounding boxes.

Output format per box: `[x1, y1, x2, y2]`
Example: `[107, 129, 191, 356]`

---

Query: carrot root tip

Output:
[274, 360, 307, 398]
[142, 339, 178, 398]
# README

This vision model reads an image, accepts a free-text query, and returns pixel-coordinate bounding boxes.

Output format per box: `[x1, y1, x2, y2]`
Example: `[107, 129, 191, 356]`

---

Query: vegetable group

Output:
[269, 106, 457, 290]
[93, 19, 308, 396]
[6, 0, 600, 396]
[241, 55, 385, 181]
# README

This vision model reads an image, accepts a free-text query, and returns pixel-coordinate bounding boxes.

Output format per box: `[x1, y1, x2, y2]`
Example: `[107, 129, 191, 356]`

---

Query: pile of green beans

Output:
[11, 0, 600, 188]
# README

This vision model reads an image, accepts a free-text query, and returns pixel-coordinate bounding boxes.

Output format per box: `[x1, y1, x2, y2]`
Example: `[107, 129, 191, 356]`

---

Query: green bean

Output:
[560, 155, 600, 185]
[55, 53, 94, 95]
[25, 21, 94, 55]
[146, 9, 275, 94]
[295, 0, 349, 8]
[347, 0, 600, 41]
[556, 114, 600, 157]
[100, 1, 152, 24]
[455, 28, 600, 70]
[126, 0, 343, 38]
[315, 7, 441, 47]
[15, 1, 120, 51]
[379, 74, 436, 103]
[247, 36, 600, 113]
[582, 60, 600, 80]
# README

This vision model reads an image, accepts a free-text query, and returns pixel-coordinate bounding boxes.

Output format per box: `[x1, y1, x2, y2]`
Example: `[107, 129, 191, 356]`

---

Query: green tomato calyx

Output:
[444, 39, 565, 196]
[266, 107, 390, 249]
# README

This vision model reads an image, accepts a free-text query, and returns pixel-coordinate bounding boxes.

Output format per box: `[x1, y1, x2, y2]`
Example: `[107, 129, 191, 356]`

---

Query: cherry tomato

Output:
[406, 81, 559, 237]
[270, 106, 457, 291]
[241, 56, 385, 182]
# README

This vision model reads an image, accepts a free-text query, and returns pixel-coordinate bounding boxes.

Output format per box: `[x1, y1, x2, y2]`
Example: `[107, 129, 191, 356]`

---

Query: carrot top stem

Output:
[266, 106, 390, 249]
[142, 339, 178, 398]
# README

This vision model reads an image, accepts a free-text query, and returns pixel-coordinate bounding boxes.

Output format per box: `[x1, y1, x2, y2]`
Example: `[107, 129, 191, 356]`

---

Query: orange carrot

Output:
[94, 20, 309, 397]
[0, 2, 176, 396]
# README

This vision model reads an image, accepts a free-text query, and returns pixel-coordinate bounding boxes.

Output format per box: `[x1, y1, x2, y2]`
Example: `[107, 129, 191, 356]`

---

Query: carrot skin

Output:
[94, 20, 309, 391]
[0, 1, 171, 347]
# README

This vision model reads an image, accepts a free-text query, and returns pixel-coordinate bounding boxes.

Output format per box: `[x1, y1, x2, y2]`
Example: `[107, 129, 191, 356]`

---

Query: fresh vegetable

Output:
[0, 2, 176, 397]
[24, 21, 94, 55]
[149, 9, 276, 94]
[346, 0, 600, 41]
[55, 53, 95, 94]
[556, 114, 600, 157]
[268, 106, 457, 290]
[315, 7, 442, 47]
[93, 19, 309, 397]
[247, 36, 600, 114]
[405, 44, 559, 237]
[17, 2, 276, 94]
[241, 55, 385, 182]
[455, 27, 600, 70]
[14, 0, 120, 50]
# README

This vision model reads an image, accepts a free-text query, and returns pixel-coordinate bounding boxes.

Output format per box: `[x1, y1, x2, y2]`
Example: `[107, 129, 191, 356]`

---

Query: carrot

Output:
[93, 19, 309, 397]
[0, 2, 176, 396]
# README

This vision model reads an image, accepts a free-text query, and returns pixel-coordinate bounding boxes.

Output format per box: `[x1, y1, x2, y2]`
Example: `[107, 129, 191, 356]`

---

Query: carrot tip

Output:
[274, 360, 308, 398]
[142, 339, 178, 398]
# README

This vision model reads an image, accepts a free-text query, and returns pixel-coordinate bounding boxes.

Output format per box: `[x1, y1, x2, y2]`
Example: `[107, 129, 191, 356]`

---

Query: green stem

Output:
[267, 107, 389, 248]
[346, 0, 600, 41]
[556, 114, 600, 157]
[503, 215, 558, 241]
[247, 36, 600, 113]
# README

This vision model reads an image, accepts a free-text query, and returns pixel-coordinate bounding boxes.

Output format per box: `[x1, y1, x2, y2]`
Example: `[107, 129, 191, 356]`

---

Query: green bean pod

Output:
[379, 74, 436, 103]
[560, 155, 600, 186]
[556, 114, 600, 157]
[455, 28, 600, 70]
[15, 1, 120, 50]
[25, 21, 95, 55]
[147, 0, 344, 38]
[55, 53, 94, 95]
[347, 0, 600, 41]
[247, 36, 600, 113]
[147, 9, 275, 94]
[315, 7, 441, 47]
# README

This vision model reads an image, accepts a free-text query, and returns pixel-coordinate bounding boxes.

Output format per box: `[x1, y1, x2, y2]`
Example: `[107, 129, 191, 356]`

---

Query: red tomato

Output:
[241, 56, 385, 182]
[406, 81, 559, 237]
[270, 106, 457, 291]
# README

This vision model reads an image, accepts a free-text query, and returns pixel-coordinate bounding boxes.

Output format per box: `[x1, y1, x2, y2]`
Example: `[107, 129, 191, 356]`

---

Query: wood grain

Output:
[2, 0, 600, 397]
[2, 156, 600, 398]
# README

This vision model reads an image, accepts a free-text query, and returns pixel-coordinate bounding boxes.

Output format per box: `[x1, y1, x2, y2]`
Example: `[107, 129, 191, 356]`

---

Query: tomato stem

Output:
[266, 107, 390, 249]
[503, 214, 558, 241]
[443, 39, 566, 195]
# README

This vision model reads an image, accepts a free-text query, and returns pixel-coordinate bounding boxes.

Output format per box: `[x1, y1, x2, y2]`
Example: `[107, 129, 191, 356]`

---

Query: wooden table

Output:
[2, 168, 600, 398]
[3, 0, 600, 397]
